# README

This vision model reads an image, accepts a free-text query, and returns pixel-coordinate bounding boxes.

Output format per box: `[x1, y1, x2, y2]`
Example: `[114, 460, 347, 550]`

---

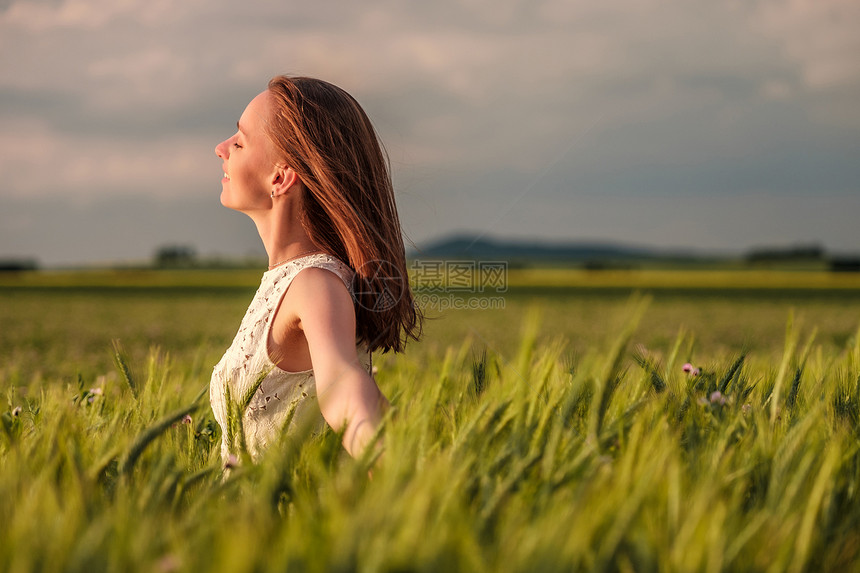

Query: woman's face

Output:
[215, 91, 281, 213]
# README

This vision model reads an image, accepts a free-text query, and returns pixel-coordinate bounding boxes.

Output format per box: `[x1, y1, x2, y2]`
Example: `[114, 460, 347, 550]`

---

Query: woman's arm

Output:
[286, 267, 388, 458]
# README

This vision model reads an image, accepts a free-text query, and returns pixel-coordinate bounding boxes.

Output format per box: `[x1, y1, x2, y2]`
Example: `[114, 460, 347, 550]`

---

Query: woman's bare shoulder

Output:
[287, 266, 354, 317]
[291, 264, 350, 292]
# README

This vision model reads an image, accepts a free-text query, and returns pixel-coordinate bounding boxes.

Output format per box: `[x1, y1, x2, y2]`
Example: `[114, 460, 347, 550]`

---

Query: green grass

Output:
[2, 270, 860, 571]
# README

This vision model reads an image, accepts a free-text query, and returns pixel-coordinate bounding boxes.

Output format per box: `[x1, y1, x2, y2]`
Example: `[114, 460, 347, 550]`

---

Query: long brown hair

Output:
[265, 75, 422, 353]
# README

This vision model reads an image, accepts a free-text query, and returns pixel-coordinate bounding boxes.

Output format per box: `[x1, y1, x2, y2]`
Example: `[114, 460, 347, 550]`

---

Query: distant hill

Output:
[410, 234, 700, 263]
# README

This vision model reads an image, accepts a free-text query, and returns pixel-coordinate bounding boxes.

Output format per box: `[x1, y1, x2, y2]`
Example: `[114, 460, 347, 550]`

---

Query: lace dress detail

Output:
[209, 253, 372, 462]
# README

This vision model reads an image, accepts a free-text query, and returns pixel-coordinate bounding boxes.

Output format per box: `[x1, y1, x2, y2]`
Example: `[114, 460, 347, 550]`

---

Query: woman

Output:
[209, 76, 421, 465]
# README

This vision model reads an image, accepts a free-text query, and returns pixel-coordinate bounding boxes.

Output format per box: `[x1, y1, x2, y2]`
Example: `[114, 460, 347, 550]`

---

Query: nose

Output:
[215, 138, 229, 159]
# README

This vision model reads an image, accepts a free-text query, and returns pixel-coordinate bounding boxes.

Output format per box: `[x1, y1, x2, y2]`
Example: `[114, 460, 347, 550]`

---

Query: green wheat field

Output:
[2, 268, 860, 572]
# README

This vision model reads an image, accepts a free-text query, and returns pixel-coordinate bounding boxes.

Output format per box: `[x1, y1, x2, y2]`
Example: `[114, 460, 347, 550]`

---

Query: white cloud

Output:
[1, 0, 858, 263]
[756, 0, 860, 91]
[3, 0, 128, 32]
[0, 117, 216, 198]
[2, 0, 201, 31]
[85, 48, 198, 111]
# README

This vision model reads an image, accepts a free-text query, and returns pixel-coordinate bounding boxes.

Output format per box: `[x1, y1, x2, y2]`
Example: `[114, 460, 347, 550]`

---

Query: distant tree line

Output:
[154, 245, 197, 268]
[0, 258, 38, 272]
[745, 244, 825, 262]
[745, 244, 860, 272]
[830, 257, 860, 272]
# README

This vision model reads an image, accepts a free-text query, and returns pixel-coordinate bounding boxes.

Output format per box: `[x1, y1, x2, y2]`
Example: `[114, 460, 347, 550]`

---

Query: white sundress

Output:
[209, 253, 372, 463]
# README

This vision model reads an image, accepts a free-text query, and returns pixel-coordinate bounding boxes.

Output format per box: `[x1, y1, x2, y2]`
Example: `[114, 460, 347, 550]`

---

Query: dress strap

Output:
[286, 253, 354, 292]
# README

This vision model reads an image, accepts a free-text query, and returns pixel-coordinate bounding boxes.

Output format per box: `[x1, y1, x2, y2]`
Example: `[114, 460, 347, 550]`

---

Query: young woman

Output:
[209, 76, 421, 465]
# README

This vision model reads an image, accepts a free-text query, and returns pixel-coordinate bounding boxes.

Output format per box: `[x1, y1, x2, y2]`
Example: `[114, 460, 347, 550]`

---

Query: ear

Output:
[270, 167, 300, 198]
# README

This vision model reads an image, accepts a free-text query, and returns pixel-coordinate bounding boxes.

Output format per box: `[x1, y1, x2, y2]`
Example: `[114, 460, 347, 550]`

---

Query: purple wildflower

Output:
[156, 554, 181, 573]
[86, 387, 103, 404]
[682, 363, 693, 373]
[709, 391, 727, 405]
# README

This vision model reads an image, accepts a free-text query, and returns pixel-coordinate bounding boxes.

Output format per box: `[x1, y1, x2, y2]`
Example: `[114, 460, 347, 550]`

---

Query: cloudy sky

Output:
[1, 0, 858, 266]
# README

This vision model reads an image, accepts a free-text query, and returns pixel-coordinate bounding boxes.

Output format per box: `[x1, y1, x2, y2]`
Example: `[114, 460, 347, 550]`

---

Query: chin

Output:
[219, 189, 241, 211]
[220, 193, 262, 218]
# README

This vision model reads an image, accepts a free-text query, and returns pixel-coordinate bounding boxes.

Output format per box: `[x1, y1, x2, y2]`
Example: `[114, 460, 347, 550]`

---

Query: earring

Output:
[271, 190, 275, 198]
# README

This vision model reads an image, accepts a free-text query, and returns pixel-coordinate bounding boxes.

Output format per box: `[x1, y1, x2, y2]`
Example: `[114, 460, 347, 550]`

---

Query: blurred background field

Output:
[2, 267, 860, 571]
[2, 266, 858, 389]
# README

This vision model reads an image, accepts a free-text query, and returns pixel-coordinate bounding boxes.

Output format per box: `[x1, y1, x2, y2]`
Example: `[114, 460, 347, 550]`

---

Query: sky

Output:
[1, 0, 859, 267]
